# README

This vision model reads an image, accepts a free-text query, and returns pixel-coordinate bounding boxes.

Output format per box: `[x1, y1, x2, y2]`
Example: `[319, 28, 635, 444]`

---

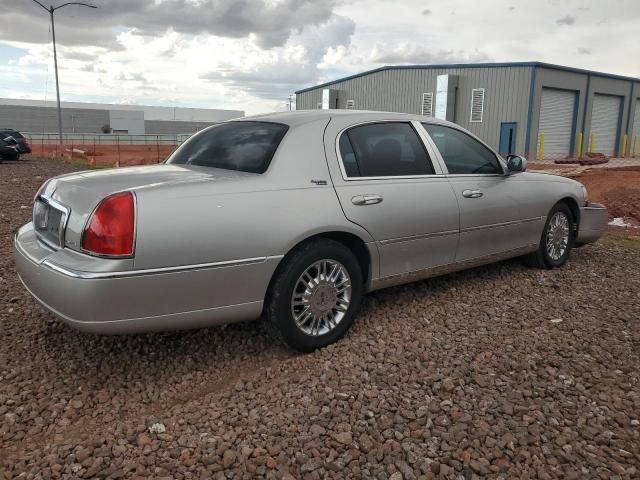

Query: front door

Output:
[499, 122, 517, 157]
[421, 122, 541, 262]
[324, 119, 460, 279]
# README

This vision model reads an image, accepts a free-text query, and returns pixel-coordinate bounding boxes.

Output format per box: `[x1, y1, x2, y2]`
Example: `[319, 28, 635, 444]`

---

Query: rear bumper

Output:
[576, 202, 608, 245]
[14, 223, 279, 334]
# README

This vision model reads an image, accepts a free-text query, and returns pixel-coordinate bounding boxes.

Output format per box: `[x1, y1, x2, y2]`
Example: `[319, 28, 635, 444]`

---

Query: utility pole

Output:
[30, 1, 97, 145]
[287, 94, 294, 111]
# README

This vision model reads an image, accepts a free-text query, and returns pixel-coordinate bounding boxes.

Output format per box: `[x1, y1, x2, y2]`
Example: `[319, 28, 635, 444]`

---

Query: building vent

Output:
[421, 93, 433, 117]
[345, 99, 355, 109]
[470, 88, 485, 123]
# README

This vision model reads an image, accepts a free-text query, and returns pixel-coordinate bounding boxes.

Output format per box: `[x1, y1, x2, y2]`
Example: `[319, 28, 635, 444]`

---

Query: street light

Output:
[30, 1, 97, 145]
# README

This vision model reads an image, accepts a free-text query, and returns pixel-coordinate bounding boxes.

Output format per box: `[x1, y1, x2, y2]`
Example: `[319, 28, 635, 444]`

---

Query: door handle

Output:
[462, 189, 483, 198]
[351, 194, 383, 206]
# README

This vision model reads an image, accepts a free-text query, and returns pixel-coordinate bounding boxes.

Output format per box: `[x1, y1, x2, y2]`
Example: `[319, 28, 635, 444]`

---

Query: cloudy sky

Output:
[0, 0, 638, 115]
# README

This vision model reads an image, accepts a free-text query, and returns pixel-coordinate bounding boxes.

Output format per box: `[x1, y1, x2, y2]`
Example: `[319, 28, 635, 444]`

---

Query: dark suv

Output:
[0, 138, 19, 162]
[0, 129, 31, 154]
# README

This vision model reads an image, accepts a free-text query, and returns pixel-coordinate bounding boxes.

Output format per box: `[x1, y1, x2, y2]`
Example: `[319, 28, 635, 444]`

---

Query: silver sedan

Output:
[14, 111, 608, 351]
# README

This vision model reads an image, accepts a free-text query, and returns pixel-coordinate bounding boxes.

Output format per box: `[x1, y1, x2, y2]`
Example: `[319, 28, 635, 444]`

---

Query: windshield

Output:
[166, 121, 288, 174]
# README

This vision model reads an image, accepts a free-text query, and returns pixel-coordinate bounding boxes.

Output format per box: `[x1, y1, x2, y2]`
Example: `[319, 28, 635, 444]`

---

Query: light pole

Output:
[30, 1, 97, 145]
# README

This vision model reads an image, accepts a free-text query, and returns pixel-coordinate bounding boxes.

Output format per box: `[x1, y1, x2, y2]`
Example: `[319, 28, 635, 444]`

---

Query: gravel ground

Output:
[1, 157, 640, 480]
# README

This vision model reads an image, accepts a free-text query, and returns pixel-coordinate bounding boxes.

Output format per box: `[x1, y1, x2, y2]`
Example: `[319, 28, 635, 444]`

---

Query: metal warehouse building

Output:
[295, 62, 640, 160]
[0, 98, 244, 135]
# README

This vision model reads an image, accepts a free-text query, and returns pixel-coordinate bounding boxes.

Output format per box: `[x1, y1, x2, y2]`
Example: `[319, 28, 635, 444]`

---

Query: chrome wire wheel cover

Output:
[291, 259, 352, 337]
[546, 212, 570, 261]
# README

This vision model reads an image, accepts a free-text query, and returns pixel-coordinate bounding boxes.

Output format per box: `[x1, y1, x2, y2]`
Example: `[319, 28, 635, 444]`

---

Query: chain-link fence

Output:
[23, 133, 193, 167]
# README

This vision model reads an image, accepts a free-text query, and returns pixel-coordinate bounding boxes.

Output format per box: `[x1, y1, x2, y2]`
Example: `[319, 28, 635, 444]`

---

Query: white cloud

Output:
[1, 0, 639, 115]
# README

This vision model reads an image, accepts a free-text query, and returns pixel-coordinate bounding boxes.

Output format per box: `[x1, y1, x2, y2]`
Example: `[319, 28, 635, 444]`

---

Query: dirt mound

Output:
[603, 187, 640, 224]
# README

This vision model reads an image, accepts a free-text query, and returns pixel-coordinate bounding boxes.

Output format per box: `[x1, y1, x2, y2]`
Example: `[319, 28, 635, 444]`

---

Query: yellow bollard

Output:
[589, 133, 595, 153]
[633, 136, 638, 158]
[538, 133, 545, 161]
[621, 134, 628, 158]
[576, 132, 583, 158]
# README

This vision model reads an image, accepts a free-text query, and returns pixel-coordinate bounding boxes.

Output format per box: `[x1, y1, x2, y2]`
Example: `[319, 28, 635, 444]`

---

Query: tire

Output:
[265, 239, 364, 352]
[524, 202, 575, 269]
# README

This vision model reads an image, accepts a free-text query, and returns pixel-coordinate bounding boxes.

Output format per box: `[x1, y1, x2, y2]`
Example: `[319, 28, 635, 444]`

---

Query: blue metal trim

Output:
[524, 65, 536, 155]
[295, 61, 640, 94]
[569, 91, 580, 156]
[582, 74, 592, 152]
[625, 80, 635, 138]
[614, 96, 624, 156]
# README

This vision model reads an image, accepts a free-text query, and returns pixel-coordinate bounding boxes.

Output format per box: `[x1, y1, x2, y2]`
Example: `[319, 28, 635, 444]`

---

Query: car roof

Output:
[237, 109, 459, 129]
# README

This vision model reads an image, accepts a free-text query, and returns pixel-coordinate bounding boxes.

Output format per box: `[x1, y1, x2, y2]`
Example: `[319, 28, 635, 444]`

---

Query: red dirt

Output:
[32, 143, 179, 167]
[571, 168, 640, 228]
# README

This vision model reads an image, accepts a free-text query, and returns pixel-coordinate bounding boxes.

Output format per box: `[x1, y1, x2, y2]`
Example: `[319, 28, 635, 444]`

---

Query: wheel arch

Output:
[266, 230, 376, 301]
[557, 196, 581, 232]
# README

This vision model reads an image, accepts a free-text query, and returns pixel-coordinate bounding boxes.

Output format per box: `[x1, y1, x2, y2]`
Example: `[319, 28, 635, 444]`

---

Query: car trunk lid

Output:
[35, 164, 259, 253]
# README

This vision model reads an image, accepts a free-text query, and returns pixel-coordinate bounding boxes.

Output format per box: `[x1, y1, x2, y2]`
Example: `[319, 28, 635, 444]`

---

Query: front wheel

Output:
[265, 239, 364, 352]
[524, 203, 575, 269]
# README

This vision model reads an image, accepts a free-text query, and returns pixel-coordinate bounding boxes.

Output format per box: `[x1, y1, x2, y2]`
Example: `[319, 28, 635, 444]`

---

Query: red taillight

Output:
[81, 192, 135, 257]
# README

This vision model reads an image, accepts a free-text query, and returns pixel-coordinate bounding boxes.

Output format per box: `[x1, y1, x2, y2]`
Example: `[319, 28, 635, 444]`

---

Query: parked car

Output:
[0, 138, 19, 162]
[0, 128, 31, 154]
[14, 111, 608, 351]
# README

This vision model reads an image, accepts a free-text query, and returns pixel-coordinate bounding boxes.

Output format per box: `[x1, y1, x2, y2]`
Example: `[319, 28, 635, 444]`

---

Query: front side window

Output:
[167, 121, 288, 174]
[339, 122, 434, 178]
[422, 124, 501, 175]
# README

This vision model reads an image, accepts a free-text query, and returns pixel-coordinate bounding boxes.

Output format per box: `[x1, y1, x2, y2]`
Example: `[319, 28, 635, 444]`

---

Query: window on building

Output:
[421, 92, 434, 117]
[339, 122, 435, 177]
[470, 88, 485, 123]
[422, 123, 501, 174]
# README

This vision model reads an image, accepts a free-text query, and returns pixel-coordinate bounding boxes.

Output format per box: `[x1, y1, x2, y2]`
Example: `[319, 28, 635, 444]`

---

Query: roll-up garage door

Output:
[538, 88, 576, 157]
[590, 94, 621, 155]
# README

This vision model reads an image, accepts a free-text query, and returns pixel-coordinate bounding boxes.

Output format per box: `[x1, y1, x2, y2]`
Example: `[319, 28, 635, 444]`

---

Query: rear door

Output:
[421, 123, 543, 262]
[324, 119, 459, 280]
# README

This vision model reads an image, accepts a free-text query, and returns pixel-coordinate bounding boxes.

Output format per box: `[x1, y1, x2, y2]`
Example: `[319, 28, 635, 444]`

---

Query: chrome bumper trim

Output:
[40, 255, 282, 280]
[576, 202, 608, 245]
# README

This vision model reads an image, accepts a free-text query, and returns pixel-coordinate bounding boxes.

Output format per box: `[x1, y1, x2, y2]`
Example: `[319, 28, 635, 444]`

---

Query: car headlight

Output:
[580, 184, 589, 206]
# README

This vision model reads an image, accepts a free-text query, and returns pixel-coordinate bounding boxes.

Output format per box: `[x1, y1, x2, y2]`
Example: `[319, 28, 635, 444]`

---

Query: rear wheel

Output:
[265, 239, 364, 352]
[524, 203, 575, 268]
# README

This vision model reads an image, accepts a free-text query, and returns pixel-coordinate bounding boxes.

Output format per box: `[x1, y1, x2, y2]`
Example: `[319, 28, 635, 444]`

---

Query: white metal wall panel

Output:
[591, 94, 620, 155]
[538, 88, 575, 156]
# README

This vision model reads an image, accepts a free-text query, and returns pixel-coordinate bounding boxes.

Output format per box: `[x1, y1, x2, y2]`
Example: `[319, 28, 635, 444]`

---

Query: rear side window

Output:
[339, 122, 434, 177]
[167, 121, 288, 173]
[422, 123, 501, 174]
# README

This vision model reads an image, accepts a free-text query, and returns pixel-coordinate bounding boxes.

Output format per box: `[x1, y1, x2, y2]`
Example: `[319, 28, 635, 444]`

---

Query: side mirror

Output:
[506, 154, 527, 173]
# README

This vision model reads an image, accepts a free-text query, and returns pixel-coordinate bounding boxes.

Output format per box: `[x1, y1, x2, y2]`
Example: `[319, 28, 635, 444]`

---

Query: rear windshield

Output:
[166, 121, 288, 173]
